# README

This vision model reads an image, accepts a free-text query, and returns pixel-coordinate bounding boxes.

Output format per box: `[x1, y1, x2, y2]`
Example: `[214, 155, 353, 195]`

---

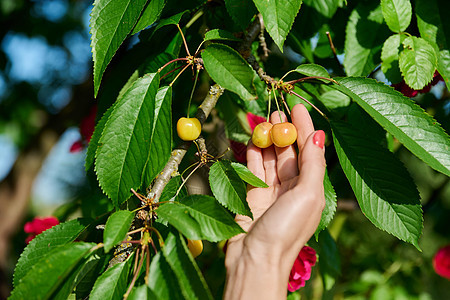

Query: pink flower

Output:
[69, 140, 84, 153]
[392, 71, 443, 97]
[24, 217, 59, 244]
[288, 246, 317, 292]
[80, 105, 97, 143]
[433, 245, 450, 280]
[392, 81, 418, 98]
[246, 112, 266, 131]
[229, 139, 247, 163]
[69, 105, 97, 153]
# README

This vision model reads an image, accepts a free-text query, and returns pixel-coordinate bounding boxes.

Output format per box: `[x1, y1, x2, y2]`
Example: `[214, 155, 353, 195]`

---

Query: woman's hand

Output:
[224, 104, 326, 299]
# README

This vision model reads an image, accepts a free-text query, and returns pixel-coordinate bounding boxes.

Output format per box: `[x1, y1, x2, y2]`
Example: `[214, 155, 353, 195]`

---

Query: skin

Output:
[224, 104, 326, 300]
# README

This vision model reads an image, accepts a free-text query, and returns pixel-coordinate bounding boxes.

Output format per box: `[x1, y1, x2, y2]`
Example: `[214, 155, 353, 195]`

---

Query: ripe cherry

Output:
[271, 122, 297, 147]
[251, 122, 273, 148]
[177, 117, 201, 141]
[187, 239, 203, 258]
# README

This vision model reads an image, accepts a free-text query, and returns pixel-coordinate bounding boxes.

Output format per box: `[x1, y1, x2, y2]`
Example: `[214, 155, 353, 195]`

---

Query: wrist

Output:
[224, 248, 288, 300]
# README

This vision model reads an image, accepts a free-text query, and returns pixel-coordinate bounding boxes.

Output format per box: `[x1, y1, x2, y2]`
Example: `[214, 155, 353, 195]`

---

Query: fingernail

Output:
[313, 130, 325, 149]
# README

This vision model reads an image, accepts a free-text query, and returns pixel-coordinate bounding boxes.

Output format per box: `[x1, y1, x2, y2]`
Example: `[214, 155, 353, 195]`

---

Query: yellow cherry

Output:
[252, 122, 273, 148]
[187, 239, 203, 258]
[271, 122, 297, 147]
[177, 117, 201, 141]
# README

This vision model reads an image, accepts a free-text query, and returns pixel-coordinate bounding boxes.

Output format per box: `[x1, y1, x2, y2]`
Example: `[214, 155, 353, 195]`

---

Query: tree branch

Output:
[147, 84, 224, 203]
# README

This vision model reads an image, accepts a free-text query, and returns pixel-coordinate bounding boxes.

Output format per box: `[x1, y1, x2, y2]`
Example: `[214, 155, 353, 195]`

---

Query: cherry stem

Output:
[148, 227, 164, 247]
[127, 228, 144, 236]
[187, 68, 200, 118]
[280, 92, 291, 116]
[286, 76, 338, 85]
[272, 84, 283, 122]
[175, 162, 203, 198]
[169, 63, 191, 87]
[124, 245, 146, 299]
[266, 89, 272, 122]
[289, 91, 328, 120]
[158, 57, 189, 73]
[122, 240, 141, 244]
[145, 244, 151, 284]
[160, 64, 185, 81]
[177, 24, 191, 57]
[133, 247, 140, 275]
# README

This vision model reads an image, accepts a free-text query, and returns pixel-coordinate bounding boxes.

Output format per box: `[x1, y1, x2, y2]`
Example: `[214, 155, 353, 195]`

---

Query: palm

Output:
[226, 104, 326, 268]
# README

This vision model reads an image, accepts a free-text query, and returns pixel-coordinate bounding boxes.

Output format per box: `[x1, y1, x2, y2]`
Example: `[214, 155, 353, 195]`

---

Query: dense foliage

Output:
[3, 0, 450, 299]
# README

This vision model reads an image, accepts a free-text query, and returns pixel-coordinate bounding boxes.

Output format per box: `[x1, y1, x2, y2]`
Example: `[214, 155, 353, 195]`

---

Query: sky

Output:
[0, 0, 93, 208]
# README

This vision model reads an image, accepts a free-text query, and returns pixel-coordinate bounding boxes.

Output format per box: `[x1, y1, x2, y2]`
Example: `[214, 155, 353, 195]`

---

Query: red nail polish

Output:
[313, 130, 325, 149]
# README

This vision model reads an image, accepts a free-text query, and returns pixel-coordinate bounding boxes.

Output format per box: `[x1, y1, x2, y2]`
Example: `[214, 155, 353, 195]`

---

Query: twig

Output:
[326, 31, 345, 76]
[258, 14, 269, 59]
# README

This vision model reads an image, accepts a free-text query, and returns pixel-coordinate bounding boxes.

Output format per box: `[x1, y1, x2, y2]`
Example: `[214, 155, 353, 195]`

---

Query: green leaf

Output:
[252, 0, 303, 51]
[129, 285, 157, 300]
[216, 93, 251, 143]
[316, 230, 340, 291]
[224, 0, 258, 30]
[204, 29, 241, 42]
[156, 195, 245, 242]
[10, 243, 96, 300]
[75, 253, 112, 299]
[380, 0, 412, 33]
[303, 0, 340, 19]
[89, 253, 134, 300]
[415, 0, 450, 90]
[230, 162, 268, 188]
[331, 121, 422, 248]
[343, 4, 388, 76]
[90, 0, 149, 97]
[333, 77, 450, 176]
[162, 233, 213, 300]
[148, 252, 185, 299]
[399, 36, 437, 90]
[153, 10, 189, 33]
[132, 0, 166, 35]
[292, 63, 330, 78]
[95, 73, 160, 207]
[159, 175, 187, 204]
[202, 43, 256, 100]
[315, 171, 337, 236]
[104, 210, 134, 252]
[381, 34, 405, 83]
[318, 89, 350, 111]
[52, 251, 103, 300]
[13, 218, 91, 287]
[143, 86, 172, 187]
[209, 160, 252, 218]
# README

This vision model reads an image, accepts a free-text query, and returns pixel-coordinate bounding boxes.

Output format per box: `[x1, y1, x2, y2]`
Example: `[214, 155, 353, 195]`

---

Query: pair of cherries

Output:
[252, 122, 297, 148]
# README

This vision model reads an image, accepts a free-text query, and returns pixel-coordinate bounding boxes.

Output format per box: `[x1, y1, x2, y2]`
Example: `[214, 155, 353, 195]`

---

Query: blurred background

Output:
[0, 0, 449, 299]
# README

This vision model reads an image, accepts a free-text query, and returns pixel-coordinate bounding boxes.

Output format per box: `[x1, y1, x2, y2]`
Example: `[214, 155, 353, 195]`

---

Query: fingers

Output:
[291, 104, 315, 155]
[297, 130, 326, 195]
[270, 111, 299, 182]
[262, 146, 279, 185]
[246, 141, 265, 182]
[247, 141, 280, 185]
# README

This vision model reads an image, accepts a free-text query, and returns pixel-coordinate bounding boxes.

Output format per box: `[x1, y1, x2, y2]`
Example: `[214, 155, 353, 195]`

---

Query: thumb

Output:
[297, 130, 326, 198]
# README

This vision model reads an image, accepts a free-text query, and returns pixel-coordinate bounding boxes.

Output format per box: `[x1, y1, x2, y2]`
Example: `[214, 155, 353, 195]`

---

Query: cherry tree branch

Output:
[147, 85, 224, 203]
